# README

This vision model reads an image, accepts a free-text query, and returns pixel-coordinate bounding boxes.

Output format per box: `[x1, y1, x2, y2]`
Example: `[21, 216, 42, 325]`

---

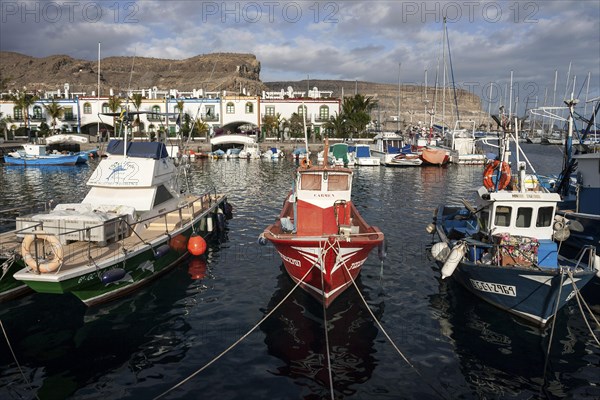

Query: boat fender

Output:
[153, 244, 171, 259]
[425, 223, 436, 234]
[257, 234, 268, 246]
[431, 242, 450, 262]
[441, 242, 466, 279]
[378, 239, 388, 261]
[216, 209, 226, 232]
[188, 234, 207, 256]
[223, 201, 234, 220]
[101, 268, 127, 284]
[594, 255, 600, 278]
[21, 232, 63, 273]
[206, 215, 214, 232]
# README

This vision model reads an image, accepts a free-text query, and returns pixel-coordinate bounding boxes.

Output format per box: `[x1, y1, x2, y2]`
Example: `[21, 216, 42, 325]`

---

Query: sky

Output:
[1, 0, 599, 115]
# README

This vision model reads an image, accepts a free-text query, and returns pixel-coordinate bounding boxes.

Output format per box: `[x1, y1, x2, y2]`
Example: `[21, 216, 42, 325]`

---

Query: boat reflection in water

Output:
[260, 268, 382, 398]
[429, 277, 599, 398]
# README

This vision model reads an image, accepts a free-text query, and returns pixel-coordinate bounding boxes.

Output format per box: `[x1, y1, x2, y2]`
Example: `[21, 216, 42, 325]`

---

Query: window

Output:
[298, 105, 307, 116]
[265, 106, 275, 116]
[33, 106, 42, 119]
[226, 102, 235, 114]
[245, 102, 253, 113]
[154, 185, 174, 207]
[83, 103, 92, 114]
[101, 103, 110, 113]
[536, 206, 554, 227]
[327, 174, 349, 191]
[494, 206, 512, 227]
[13, 106, 23, 120]
[64, 107, 74, 120]
[516, 207, 533, 228]
[301, 174, 322, 190]
[319, 106, 329, 120]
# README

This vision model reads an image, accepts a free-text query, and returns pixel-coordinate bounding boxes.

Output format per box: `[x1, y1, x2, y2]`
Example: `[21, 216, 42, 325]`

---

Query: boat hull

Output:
[420, 147, 449, 166]
[448, 260, 595, 325]
[13, 196, 229, 305]
[267, 235, 383, 307]
[3, 154, 81, 166]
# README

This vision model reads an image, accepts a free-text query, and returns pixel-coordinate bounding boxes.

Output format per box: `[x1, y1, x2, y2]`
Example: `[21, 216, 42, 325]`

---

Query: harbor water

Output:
[1, 143, 598, 399]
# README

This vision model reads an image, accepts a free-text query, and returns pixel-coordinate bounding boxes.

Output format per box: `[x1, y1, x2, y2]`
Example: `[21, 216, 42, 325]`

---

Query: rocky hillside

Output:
[265, 79, 487, 130]
[0, 51, 265, 95]
[1, 52, 486, 129]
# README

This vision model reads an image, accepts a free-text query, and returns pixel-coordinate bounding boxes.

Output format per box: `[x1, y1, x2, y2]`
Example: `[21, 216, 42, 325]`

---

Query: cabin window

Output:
[494, 206, 512, 227]
[301, 174, 322, 190]
[327, 175, 349, 191]
[154, 185, 174, 207]
[536, 206, 554, 227]
[516, 207, 533, 228]
[480, 210, 489, 230]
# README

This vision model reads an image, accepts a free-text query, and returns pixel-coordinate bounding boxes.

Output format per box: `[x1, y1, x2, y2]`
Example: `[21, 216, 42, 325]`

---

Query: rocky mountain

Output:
[0, 51, 264, 95]
[265, 79, 487, 130]
[1, 52, 486, 129]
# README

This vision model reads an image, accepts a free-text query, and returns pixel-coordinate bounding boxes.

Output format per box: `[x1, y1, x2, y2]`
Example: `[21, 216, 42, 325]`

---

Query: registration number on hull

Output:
[470, 279, 516, 297]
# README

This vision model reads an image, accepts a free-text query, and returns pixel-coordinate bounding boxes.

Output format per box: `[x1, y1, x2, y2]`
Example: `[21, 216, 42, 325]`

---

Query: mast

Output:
[97, 42, 101, 142]
[441, 18, 446, 134]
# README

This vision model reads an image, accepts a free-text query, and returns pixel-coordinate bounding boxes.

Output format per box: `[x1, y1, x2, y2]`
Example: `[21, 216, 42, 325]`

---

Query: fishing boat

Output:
[428, 118, 598, 326]
[261, 147, 284, 159]
[353, 144, 380, 166]
[11, 139, 231, 306]
[318, 142, 355, 167]
[420, 147, 450, 166]
[260, 140, 385, 307]
[370, 131, 405, 166]
[387, 150, 423, 167]
[3, 144, 86, 166]
[239, 142, 261, 159]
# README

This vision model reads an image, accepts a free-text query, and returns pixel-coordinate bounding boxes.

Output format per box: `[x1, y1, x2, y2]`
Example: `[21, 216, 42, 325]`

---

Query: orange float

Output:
[187, 233, 207, 256]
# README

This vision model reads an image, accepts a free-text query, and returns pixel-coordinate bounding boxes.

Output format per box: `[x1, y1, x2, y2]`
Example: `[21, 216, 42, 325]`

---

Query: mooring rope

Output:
[567, 270, 600, 346]
[152, 264, 316, 400]
[319, 238, 336, 400]
[1, 254, 16, 280]
[541, 270, 566, 397]
[342, 262, 450, 400]
[0, 320, 40, 399]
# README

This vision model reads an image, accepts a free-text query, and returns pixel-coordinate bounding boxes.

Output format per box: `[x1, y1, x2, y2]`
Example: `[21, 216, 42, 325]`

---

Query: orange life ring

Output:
[300, 157, 311, 168]
[21, 231, 63, 273]
[483, 160, 511, 190]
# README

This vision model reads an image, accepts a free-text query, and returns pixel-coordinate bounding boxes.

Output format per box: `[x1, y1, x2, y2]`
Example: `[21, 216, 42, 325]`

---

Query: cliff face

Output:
[0, 52, 264, 95]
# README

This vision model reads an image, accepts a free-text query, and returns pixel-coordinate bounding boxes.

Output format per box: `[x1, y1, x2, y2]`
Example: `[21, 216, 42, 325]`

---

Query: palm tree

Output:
[262, 114, 279, 139]
[0, 112, 6, 141]
[43, 100, 64, 135]
[10, 92, 39, 140]
[176, 100, 185, 135]
[323, 112, 347, 138]
[341, 94, 377, 138]
[131, 93, 143, 136]
[107, 96, 123, 136]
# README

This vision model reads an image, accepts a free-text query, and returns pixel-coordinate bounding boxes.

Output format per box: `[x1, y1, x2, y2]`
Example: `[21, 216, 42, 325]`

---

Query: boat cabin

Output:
[291, 168, 353, 235]
[476, 187, 560, 240]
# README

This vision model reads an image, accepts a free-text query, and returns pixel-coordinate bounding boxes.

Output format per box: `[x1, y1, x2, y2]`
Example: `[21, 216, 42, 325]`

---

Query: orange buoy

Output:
[188, 257, 207, 280]
[169, 234, 188, 252]
[187, 234, 207, 256]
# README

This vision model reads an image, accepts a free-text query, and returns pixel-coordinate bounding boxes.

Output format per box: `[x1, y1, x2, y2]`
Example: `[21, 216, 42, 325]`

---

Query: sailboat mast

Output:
[441, 18, 446, 133]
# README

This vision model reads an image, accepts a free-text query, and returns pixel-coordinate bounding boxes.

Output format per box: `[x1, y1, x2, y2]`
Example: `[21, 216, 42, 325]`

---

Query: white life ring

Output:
[21, 231, 63, 273]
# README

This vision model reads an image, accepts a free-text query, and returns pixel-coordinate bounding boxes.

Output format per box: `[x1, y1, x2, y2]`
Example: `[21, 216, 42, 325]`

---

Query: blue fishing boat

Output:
[3, 144, 86, 166]
[428, 119, 598, 326]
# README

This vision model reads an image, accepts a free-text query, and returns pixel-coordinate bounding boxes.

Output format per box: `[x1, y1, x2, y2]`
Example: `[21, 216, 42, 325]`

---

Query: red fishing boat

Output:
[261, 141, 385, 307]
[420, 146, 450, 166]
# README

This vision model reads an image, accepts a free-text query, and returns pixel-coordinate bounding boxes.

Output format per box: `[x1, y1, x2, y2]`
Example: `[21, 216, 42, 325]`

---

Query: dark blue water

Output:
[1, 144, 598, 399]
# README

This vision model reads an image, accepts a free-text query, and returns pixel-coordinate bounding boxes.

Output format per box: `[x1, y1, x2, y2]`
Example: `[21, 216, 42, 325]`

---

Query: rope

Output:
[567, 270, 600, 345]
[319, 238, 336, 400]
[1, 254, 16, 280]
[1, 320, 40, 399]
[342, 260, 451, 399]
[542, 270, 566, 394]
[152, 265, 316, 400]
